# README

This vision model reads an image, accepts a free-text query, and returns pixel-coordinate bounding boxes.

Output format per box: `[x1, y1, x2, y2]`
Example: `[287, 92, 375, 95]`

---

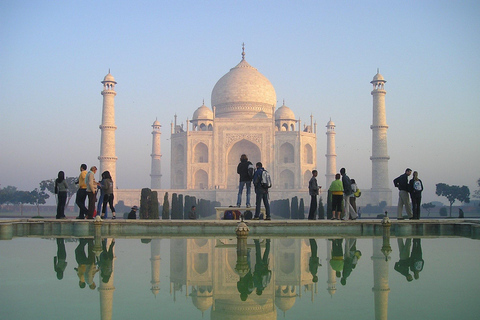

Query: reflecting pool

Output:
[1, 232, 479, 319]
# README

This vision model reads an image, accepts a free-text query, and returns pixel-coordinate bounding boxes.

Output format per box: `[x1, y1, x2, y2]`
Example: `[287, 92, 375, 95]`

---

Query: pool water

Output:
[0, 235, 479, 320]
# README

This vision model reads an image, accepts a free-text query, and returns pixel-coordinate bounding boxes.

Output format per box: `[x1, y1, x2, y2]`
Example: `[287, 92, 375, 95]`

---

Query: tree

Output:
[473, 178, 480, 200]
[29, 188, 50, 216]
[162, 192, 170, 220]
[421, 202, 436, 216]
[435, 183, 470, 217]
[298, 198, 305, 219]
[0, 186, 18, 205]
[291, 196, 299, 219]
[40, 177, 77, 208]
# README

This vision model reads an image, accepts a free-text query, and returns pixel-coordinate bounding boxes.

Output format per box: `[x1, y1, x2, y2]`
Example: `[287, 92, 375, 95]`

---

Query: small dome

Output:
[275, 104, 295, 120]
[152, 119, 161, 127]
[103, 73, 116, 83]
[192, 103, 213, 120]
[191, 295, 213, 312]
[327, 119, 335, 126]
[275, 296, 296, 312]
[372, 70, 385, 82]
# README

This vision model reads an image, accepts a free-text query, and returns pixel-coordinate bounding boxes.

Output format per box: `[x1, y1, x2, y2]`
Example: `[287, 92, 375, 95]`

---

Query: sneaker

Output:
[253, 217, 259, 220]
[265, 217, 271, 221]
[76, 216, 84, 220]
[246, 205, 251, 208]
[112, 216, 116, 220]
[397, 217, 404, 220]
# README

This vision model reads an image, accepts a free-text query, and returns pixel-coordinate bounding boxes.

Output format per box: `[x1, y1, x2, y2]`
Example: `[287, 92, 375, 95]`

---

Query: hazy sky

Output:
[1, 1, 479, 205]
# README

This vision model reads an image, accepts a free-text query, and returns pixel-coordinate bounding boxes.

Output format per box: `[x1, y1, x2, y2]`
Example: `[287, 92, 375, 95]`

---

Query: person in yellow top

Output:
[75, 164, 88, 219]
[328, 173, 344, 220]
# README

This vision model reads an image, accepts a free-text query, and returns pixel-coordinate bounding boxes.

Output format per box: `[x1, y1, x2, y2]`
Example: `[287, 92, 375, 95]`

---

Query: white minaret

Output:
[150, 239, 161, 296]
[325, 119, 337, 188]
[370, 70, 392, 205]
[150, 119, 162, 189]
[99, 71, 118, 188]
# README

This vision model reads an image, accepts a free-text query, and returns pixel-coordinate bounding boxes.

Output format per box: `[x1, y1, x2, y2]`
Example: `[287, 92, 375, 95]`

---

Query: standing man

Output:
[252, 162, 271, 220]
[340, 168, 356, 220]
[236, 154, 254, 208]
[393, 168, 413, 219]
[188, 205, 197, 220]
[308, 170, 321, 220]
[85, 166, 98, 219]
[75, 164, 88, 219]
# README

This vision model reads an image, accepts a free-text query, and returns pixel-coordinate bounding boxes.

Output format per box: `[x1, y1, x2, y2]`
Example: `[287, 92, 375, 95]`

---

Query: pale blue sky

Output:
[1, 1, 479, 205]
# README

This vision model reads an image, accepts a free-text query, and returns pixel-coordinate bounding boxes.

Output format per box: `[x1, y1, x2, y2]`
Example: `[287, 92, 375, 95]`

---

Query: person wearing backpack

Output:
[236, 154, 254, 208]
[340, 168, 356, 220]
[408, 171, 423, 220]
[252, 162, 271, 220]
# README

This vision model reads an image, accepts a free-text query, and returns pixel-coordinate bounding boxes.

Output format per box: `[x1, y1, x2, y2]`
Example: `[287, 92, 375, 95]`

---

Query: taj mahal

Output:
[99, 46, 392, 210]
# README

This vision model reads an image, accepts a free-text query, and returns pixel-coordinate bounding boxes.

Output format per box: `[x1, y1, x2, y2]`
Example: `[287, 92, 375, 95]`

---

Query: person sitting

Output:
[127, 206, 138, 219]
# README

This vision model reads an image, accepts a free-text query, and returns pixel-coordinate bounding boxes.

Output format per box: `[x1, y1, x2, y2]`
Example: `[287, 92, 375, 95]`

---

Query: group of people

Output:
[394, 168, 424, 220]
[236, 154, 271, 220]
[71, 164, 116, 220]
[327, 168, 360, 220]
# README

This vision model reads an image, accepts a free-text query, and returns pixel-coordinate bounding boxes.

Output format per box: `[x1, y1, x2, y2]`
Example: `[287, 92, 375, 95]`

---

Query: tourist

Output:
[308, 170, 321, 220]
[127, 206, 138, 219]
[349, 179, 358, 219]
[54, 238, 67, 280]
[96, 172, 105, 218]
[308, 239, 321, 282]
[408, 171, 423, 220]
[341, 238, 361, 286]
[329, 239, 344, 278]
[84, 239, 99, 289]
[55, 171, 68, 219]
[328, 173, 343, 220]
[85, 166, 98, 219]
[75, 164, 88, 219]
[74, 238, 88, 288]
[252, 162, 271, 220]
[236, 154, 254, 208]
[188, 205, 197, 219]
[99, 239, 115, 283]
[410, 239, 424, 280]
[340, 168, 356, 220]
[101, 171, 116, 219]
[393, 168, 413, 219]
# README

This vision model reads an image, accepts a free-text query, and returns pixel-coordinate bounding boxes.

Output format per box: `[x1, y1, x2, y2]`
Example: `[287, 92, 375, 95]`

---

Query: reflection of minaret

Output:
[370, 70, 392, 205]
[326, 239, 337, 297]
[99, 238, 115, 320]
[325, 119, 337, 188]
[150, 239, 161, 296]
[372, 238, 390, 320]
[150, 119, 162, 189]
[99, 71, 118, 188]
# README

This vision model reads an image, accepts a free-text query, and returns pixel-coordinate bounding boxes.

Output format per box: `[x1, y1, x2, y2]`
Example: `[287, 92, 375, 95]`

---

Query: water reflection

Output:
[54, 238, 67, 280]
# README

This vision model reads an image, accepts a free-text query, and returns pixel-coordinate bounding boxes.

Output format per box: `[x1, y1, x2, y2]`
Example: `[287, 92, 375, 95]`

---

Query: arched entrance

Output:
[227, 139, 261, 188]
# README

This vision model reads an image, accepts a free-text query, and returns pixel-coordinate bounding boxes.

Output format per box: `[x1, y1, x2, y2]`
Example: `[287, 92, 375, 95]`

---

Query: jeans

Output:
[56, 191, 67, 219]
[255, 191, 270, 218]
[75, 188, 88, 218]
[237, 181, 251, 207]
[308, 194, 317, 219]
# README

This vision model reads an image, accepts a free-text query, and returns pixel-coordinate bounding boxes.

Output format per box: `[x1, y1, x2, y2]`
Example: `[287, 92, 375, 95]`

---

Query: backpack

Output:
[224, 210, 234, 220]
[413, 180, 422, 191]
[354, 188, 361, 198]
[243, 210, 253, 220]
[261, 170, 272, 189]
[247, 162, 255, 179]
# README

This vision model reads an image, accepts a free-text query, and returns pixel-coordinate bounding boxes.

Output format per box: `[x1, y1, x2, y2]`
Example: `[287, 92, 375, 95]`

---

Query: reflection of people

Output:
[237, 248, 254, 301]
[74, 239, 89, 288]
[75, 164, 88, 219]
[253, 239, 271, 295]
[329, 239, 344, 278]
[393, 168, 413, 219]
[409, 171, 423, 220]
[99, 239, 115, 283]
[55, 171, 68, 219]
[188, 205, 197, 220]
[329, 174, 343, 220]
[128, 206, 138, 219]
[85, 166, 98, 219]
[54, 238, 68, 280]
[309, 239, 321, 282]
[253, 162, 271, 220]
[410, 239, 424, 280]
[84, 239, 99, 289]
[308, 170, 321, 220]
[394, 238, 413, 281]
[341, 238, 361, 286]
[236, 154, 253, 208]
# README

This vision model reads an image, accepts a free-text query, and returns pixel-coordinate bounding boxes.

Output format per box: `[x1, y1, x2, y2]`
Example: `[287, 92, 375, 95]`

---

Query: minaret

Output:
[325, 119, 337, 188]
[326, 239, 337, 297]
[150, 119, 162, 189]
[99, 71, 118, 188]
[370, 70, 392, 205]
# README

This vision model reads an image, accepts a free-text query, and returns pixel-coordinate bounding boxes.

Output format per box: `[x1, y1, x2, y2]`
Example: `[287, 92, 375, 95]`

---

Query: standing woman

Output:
[409, 171, 423, 220]
[55, 171, 68, 219]
[101, 171, 117, 219]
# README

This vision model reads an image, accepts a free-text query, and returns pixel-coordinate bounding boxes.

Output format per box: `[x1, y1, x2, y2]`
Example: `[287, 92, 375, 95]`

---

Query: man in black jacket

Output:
[236, 154, 254, 208]
[393, 168, 413, 219]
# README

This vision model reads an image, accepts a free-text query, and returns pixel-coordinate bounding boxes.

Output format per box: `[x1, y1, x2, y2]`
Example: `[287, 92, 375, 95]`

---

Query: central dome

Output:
[211, 58, 277, 118]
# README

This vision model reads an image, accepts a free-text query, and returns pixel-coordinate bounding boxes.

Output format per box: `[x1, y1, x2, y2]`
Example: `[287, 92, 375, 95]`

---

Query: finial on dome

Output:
[202, 99, 205, 105]
[283, 99, 285, 106]
[109, 68, 111, 74]
[377, 68, 379, 74]
[242, 43, 245, 60]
